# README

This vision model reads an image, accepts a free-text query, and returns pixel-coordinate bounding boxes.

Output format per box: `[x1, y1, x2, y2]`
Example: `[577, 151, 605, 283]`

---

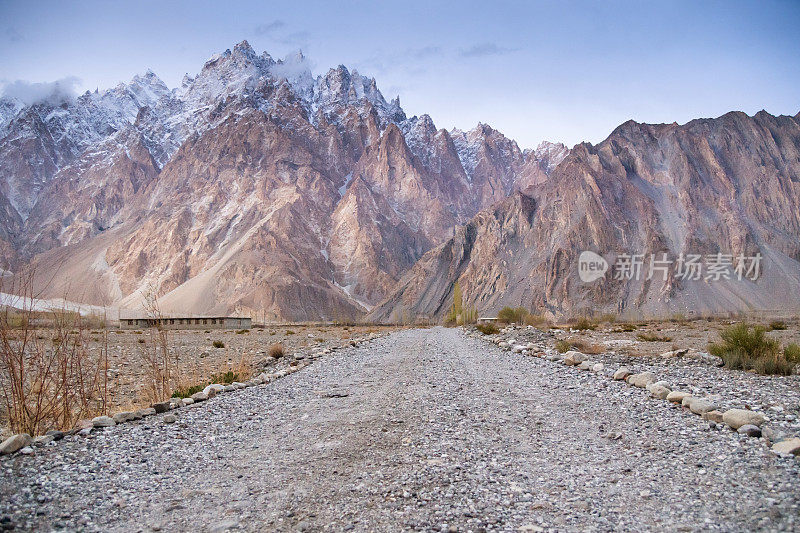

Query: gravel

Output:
[1, 327, 799, 531]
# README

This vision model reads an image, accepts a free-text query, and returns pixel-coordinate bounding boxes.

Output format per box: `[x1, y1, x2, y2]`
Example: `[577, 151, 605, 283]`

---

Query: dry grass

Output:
[637, 332, 673, 342]
[556, 336, 604, 355]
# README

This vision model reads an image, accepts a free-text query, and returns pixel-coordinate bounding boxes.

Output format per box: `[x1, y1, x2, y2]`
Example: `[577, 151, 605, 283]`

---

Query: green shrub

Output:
[785, 343, 800, 363]
[555, 340, 570, 353]
[172, 384, 205, 398]
[614, 323, 638, 332]
[497, 307, 529, 324]
[212, 340, 225, 348]
[210, 370, 239, 384]
[476, 322, 499, 335]
[768, 320, 787, 331]
[708, 323, 795, 375]
[572, 317, 597, 331]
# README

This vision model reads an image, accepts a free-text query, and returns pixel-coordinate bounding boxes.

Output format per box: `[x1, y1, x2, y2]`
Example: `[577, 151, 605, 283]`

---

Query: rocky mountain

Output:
[369, 110, 800, 322]
[0, 41, 564, 320]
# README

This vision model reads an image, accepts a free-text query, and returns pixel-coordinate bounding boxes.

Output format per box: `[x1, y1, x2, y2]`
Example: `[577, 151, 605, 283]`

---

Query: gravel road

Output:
[2, 327, 799, 532]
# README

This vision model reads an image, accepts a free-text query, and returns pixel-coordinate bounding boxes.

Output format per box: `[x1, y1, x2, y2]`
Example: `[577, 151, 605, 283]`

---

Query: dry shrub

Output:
[268, 343, 285, 359]
[555, 337, 603, 354]
[0, 274, 108, 435]
[136, 285, 174, 404]
[524, 314, 551, 329]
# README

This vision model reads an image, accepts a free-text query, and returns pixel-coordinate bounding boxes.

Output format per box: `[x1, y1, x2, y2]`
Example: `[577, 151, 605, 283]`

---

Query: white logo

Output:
[578, 251, 608, 283]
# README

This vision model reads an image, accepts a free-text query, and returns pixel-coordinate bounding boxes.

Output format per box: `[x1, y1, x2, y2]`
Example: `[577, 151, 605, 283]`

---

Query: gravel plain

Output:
[1, 327, 799, 532]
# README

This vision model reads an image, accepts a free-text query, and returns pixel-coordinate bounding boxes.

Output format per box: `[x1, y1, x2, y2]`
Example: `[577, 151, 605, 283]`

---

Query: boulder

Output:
[0, 434, 32, 455]
[191, 391, 208, 402]
[45, 430, 65, 441]
[682, 397, 717, 415]
[92, 415, 115, 428]
[646, 380, 671, 392]
[722, 409, 766, 430]
[33, 435, 54, 446]
[137, 407, 156, 417]
[181, 398, 195, 406]
[737, 425, 762, 437]
[613, 367, 632, 380]
[204, 384, 225, 395]
[163, 414, 177, 424]
[592, 363, 604, 372]
[772, 438, 800, 456]
[649, 384, 671, 400]
[563, 351, 585, 366]
[660, 349, 689, 358]
[666, 391, 691, 403]
[627, 372, 656, 388]
[702, 410, 724, 424]
[578, 361, 593, 370]
[112, 412, 135, 424]
[152, 401, 172, 413]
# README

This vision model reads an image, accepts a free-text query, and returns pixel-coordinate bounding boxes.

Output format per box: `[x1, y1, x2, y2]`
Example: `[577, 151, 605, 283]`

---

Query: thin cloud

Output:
[6, 27, 23, 42]
[356, 45, 444, 75]
[254, 21, 310, 47]
[1, 76, 81, 106]
[254, 20, 286, 36]
[459, 42, 518, 58]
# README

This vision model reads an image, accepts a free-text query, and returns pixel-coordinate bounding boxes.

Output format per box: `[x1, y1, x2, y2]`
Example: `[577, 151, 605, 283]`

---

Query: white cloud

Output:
[1, 76, 81, 106]
[269, 52, 314, 80]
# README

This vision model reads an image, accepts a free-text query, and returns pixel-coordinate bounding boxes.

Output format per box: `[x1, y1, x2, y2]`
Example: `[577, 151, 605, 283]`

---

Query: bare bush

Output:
[0, 272, 108, 435]
[136, 285, 174, 404]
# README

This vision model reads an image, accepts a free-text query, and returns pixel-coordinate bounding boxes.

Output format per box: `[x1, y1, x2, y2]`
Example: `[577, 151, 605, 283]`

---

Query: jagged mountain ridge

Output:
[368, 110, 800, 322]
[0, 40, 566, 320]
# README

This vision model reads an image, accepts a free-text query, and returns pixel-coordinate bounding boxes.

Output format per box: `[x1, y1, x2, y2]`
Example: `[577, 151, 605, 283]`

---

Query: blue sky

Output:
[1, 0, 798, 147]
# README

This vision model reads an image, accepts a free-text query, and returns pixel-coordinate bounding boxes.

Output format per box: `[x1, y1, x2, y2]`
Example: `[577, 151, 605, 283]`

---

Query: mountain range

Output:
[1, 41, 798, 321]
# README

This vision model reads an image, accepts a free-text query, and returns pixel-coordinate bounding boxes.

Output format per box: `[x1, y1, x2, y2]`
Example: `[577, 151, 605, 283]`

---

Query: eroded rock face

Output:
[0, 42, 562, 320]
[369, 111, 800, 322]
